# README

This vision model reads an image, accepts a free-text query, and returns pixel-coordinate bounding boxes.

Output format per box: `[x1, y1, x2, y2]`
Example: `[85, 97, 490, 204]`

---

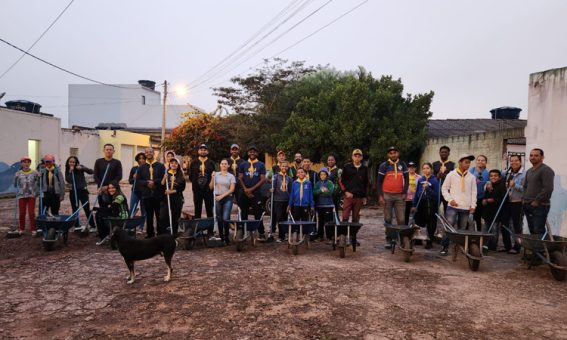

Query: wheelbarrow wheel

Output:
[236, 229, 244, 252]
[43, 228, 56, 251]
[550, 251, 567, 281]
[468, 243, 481, 271]
[338, 234, 346, 258]
[402, 236, 411, 263]
[291, 232, 299, 255]
[184, 238, 195, 250]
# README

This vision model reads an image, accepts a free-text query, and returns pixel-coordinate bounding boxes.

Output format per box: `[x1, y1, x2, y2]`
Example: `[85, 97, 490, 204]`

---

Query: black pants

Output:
[404, 200, 413, 225]
[69, 188, 95, 228]
[41, 191, 60, 215]
[95, 207, 112, 240]
[317, 207, 334, 240]
[271, 201, 288, 238]
[143, 196, 161, 237]
[159, 195, 182, 235]
[193, 188, 213, 219]
[501, 201, 523, 251]
[239, 191, 265, 235]
[473, 198, 484, 231]
[416, 198, 437, 243]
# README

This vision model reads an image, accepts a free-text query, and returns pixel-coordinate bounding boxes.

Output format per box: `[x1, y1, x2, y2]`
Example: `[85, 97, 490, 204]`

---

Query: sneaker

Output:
[209, 236, 221, 241]
[89, 227, 97, 233]
[440, 248, 449, 256]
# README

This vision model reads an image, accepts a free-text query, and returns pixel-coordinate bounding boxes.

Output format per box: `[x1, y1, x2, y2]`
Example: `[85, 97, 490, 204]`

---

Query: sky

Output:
[1, 0, 566, 127]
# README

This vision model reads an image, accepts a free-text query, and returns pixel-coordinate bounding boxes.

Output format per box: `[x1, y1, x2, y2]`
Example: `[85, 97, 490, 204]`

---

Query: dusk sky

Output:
[1, 0, 566, 127]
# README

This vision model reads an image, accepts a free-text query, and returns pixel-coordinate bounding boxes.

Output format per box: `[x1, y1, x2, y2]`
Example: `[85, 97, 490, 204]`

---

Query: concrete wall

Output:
[0, 108, 61, 194]
[60, 129, 100, 170]
[98, 130, 151, 177]
[420, 127, 526, 170]
[526, 66, 567, 236]
[68, 84, 188, 129]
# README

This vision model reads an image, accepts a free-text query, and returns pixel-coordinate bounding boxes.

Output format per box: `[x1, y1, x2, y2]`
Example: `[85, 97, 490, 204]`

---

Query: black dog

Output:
[110, 227, 177, 284]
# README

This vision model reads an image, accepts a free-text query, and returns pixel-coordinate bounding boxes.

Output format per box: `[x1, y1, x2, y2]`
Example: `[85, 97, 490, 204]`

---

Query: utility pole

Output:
[161, 80, 168, 162]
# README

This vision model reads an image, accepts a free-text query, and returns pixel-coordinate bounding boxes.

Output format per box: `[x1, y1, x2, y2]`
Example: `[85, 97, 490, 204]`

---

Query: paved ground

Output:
[1, 184, 566, 339]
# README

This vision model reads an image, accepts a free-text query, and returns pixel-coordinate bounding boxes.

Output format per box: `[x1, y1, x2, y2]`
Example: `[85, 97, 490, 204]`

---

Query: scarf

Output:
[388, 159, 399, 178]
[21, 169, 33, 175]
[297, 178, 306, 202]
[247, 158, 258, 179]
[409, 174, 417, 192]
[45, 165, 54, 186]
[230, 156, 240, 174]
[280, 172, 287, 192]
[456, 168, 468, 192]
[439, 159, 449, 174]
[146, 159, 156, 180]
[198, 157, 208, 176]
[167, 169, 176, 190]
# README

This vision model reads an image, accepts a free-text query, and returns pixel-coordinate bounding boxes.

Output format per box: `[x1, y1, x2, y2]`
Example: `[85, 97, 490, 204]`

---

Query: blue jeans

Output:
[523, 203, 550, 235]
[216, 196, 234, 242]
[441, 207, 470, 249]
[130, 191, 146, 230]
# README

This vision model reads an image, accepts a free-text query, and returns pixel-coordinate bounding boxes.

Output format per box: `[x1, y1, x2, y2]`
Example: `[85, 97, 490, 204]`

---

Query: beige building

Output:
[420, 118, 527, 170]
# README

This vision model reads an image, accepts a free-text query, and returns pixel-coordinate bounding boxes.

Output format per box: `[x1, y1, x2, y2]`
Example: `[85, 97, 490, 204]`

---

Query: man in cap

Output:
[339, 149, 369, 224]
[523, 148, 555, 235]
[440, 153, 477, 255]
[377, 146, 409, 248]
[290, 152, 303, 180]
[238, 145, 267, 238]
[189, 144, 216, 219]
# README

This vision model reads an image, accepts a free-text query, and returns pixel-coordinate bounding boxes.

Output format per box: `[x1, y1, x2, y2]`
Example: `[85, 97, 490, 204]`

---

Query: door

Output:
[121, 144, 134, 175]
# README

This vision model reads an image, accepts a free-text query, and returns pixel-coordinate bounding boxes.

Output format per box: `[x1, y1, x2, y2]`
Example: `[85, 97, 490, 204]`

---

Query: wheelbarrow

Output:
[102, 216, 146, 248]
[226, 219, 262, 252]
[504, 226, 567, 281]
[324, 222, 363, 258]
[36, 215, 77, 251]
[279, 220, 317, 256]
[178, 218, 215, 250]
[437, 213, 493, 271]
[385, 223, 420, 262]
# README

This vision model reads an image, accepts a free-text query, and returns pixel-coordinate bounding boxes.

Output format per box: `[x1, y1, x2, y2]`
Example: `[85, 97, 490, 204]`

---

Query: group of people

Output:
[13, 141, 556, 255]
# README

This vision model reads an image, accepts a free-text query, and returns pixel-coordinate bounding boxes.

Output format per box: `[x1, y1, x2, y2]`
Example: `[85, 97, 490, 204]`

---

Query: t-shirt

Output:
[238, 160, 266, 188]
[213, 172, 236, 196]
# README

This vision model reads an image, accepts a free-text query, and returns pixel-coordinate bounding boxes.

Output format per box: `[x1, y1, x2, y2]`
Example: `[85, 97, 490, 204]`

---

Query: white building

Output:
[68, 80, 203, 129]
[526, 66, 567, 236]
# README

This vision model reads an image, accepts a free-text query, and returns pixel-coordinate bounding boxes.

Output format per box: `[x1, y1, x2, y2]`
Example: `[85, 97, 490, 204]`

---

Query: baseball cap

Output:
[352, 149, 363, 156]
[43, 154, 55, 162]
[20, 156, 31, 162]
[458, 153, 475, 162]
[230, 144, 240, 150]
[198, 144, 208, 150]
[408, 161, 417, 167]
[247, 145, 259, 152]
[387, 146, 399, 153]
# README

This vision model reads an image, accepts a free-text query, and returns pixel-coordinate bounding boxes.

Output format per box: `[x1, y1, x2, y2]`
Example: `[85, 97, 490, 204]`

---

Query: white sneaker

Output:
[89, 227, 97, 233]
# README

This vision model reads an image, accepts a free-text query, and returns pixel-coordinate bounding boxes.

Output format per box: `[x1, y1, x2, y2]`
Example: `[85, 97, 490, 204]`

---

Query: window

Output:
[70, 147, 79, 157]
[141, 95, 146, 105]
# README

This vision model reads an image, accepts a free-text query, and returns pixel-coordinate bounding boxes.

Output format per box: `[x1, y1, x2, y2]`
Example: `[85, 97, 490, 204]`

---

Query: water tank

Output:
[490, 106, 521, 119]
[138, 80, 156, 90]
[5, 100, 41, 113]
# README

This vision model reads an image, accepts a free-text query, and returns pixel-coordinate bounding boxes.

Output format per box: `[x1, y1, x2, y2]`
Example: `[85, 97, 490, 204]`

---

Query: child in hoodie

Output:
[482, 169, 507, 251]
[14, 156, 39, 235]
[287, 168, 314, 221]
[314, 167, 335, 242]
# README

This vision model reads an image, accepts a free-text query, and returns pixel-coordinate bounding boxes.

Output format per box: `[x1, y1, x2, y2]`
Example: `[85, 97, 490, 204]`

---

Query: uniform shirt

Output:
[432, 160, 455, 178]
[288, 179, 314, 208]
[188, 158, 216, 191]
[238, 160, 266, 189]
[271, 173, 292, 202]
[377, 160, 409, 195]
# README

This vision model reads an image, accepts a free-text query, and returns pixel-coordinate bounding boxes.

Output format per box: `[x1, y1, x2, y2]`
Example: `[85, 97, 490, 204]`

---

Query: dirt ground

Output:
[1, 184, 566, 339]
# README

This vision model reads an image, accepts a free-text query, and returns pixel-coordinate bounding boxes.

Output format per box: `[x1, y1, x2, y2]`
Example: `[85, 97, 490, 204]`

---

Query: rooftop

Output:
[427, 119, 527, 138]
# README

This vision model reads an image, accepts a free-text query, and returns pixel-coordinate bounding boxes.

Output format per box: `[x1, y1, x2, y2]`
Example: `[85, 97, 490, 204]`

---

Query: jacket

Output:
[288, 179, 314, 208]
[314, 179, 335, 208]
[128, 166, 144, 194]
[14, 170, 39, 198]
[164, 169, 186, 202]
[339, 162, 369, 198]
[482, 178, 507, 223]
[271, 173, 292, 202]
[137, 161, 166, 199]
[65, 166, 93, 192]
[39, 165, 65, 198]
[377, 160, 409, 195]
[413, 175, 439, 208]
[502, 168, 525, 202]
[441, 169, 477, 210]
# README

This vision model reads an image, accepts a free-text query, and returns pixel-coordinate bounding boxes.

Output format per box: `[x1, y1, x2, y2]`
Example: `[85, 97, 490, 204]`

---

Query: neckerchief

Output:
[146, 159, 156, 180]
[328, 165, 337, 172]
[230, 156, 239, 174]
[409, 174, 417, 192]
[297, 178, 306, 201]
[280, 172, 287, 191]
[167, 169, 176, 190]
[456, 168, 468, 192]
[198, 157, 208, 176]
[439, 159, 449, 174]
[21, 169, 33, 175]
[247, 159, 258, 179]
[388, 159, 399, 178]
[45, 165, 54, 186]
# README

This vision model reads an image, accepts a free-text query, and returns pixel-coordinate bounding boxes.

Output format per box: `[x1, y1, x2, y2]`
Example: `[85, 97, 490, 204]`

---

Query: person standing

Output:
[501, 155, 525, 253]
[440, 154, 477, 256]
[287, 168, 314, 221]
[138, 147, 166, 238]
[481, 169, 507, 251]
[228, 144, 245, 204]
[338, 149, 368, 246]
[433, 146, 455, 213]
[39, 154, 65, 216]
[268, 150, 294, 178]
[14, 156, 39, 235]
[523, 148, 555, 235]
[290, 152, 303, 180]
[238, 146, 267, 238]
[377, 146, 409, 248]
[469, 155, 490, 231]
[93, 144, 123, 229]
[404, 162, 421, 225]
[301, 157, 318, 184]
[189, 144, 216, 218]
[65, 156, 96, 232]
[412, 163, 439, 249]
[128, 152, 147, 233]
[160, 157, 186, 235]
[270, 160, 292, 243]
[326, 155, 342, 214]
[210, 159, 236, 245]
[314, 167, 335, 242]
